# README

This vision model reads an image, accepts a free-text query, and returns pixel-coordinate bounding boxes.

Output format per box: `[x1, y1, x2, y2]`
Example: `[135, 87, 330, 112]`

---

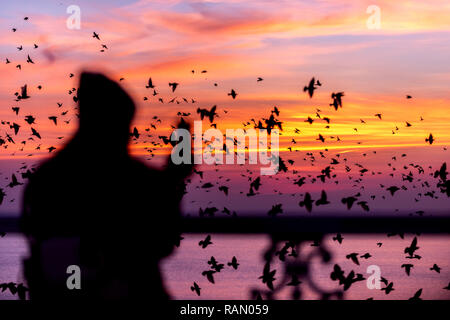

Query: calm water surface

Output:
[1, 234, 449, 300]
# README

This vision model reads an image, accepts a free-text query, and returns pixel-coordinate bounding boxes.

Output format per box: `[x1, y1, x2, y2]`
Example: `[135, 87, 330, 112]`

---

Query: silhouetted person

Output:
[21, 72, 192, 299]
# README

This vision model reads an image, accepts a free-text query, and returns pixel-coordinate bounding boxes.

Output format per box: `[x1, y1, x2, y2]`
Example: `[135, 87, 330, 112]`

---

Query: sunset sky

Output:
[1, 0, 449, 214]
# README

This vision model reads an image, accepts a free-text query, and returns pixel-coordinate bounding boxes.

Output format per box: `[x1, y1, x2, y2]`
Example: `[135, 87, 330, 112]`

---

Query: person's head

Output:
[77, 72, 135, 150]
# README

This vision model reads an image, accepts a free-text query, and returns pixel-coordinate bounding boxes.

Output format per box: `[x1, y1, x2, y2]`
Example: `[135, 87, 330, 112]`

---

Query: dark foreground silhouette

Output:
[21, 72, 192, 299]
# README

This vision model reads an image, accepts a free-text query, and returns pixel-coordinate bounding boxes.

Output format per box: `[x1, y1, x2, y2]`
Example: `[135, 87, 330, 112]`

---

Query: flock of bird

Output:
[1, 16, 449, 300]
[190, 237, 241, 297]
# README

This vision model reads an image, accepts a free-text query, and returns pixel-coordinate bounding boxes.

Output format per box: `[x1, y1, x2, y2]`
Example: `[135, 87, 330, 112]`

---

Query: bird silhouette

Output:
[409, 288, 422, 300]
[401, 264, 414, 276]
[48, 116, 57, 125]
[434, 162, 448, 181]
[8, 174, 23, 188]
[218, 186, 229, 196]
[259, 262, 276, 290]
[17, 84, 30, 100]
[317, 134, 325, 142]
[10, 122, 20, 135]
[272, 106, 280, 116]
[299, 192, 314, 212]
[381, 282, 394, 294]
[0, 189, 6, 205]
[24, 115, 36, 125]
[197, 106, 218, 123]
[250, 177, 262, 191]
[333, 233, 343, 244]
[430, 264, 441, 273]
[201, 270, 216, 284]
[227, 256, 239, 270]
[168, 82, 179, 92]
[387, 186, 400, 196]
[346, 253, 359, 265]
[315, 190, 330, 206]
[404, 237, 419, 257]
[228, 89, 237, 99]
[330, 92, 344, 110]
[305, 117, 314, 124]
[268, 204, 283, 217]
[31, 127, 41, 139]
[294, 177, 306, 187]
[330, 264, 345, 283]
[303, 77, 321, 98]
[425, 133, 434, 145]
[342, 271, 365, 291]
[357, 201, 370, 212]
[199, 235, 213, 248]
[341, 196, 357, 209]
[405, 254, 422, 260]
[145, 77, 155, 89]
[208, 256, 224, 272]
[190, 282, 201, 296]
